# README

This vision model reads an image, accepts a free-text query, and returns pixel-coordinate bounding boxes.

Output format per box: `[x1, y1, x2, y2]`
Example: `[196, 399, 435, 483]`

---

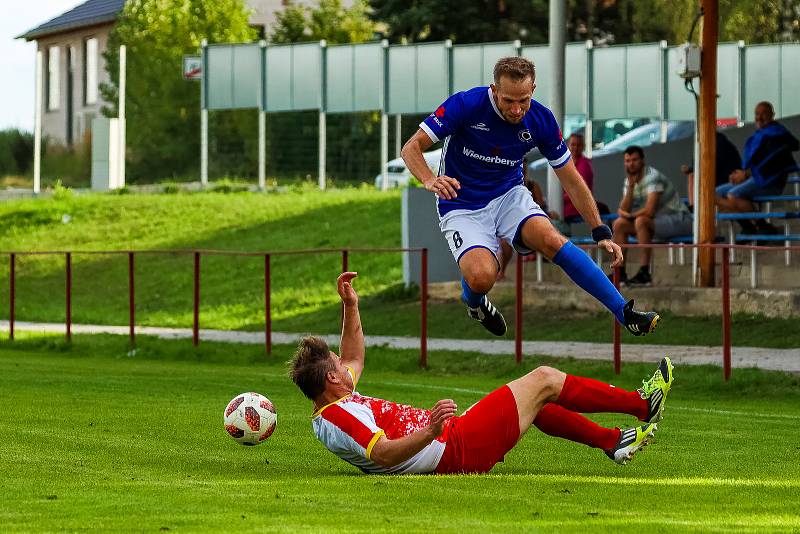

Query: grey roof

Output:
[17, 0, 125, 40]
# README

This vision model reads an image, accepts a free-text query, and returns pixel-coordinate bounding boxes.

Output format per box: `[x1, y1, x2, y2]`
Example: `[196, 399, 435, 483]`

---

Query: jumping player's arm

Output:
[337, 272, 364, 384]
[401, 94, 465, 199]
[369, 399, 457, 467]
[537, 105, 623, 266]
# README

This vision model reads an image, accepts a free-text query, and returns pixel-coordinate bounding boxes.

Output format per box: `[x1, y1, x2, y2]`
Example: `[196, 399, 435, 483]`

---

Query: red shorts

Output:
[434, 385, 520, 474]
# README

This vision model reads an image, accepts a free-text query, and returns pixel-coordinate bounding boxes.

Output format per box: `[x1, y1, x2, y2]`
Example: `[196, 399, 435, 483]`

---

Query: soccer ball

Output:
[223, 392, 277, 446]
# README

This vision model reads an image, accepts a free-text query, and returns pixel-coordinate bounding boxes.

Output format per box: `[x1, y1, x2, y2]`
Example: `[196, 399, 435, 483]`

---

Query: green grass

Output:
[2, 334, 799, 532]
[0, 187, 797, 348]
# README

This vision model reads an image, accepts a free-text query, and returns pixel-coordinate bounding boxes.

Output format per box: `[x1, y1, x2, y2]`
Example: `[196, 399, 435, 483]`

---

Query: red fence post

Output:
[515, 252, 523, 365]
[9, 253, 14, 341]
[722, 247, 731, 382]
[420, 248, 428, 369]
[129, 252, 135, 347]
[193, 252, 200, 347]
[265, 254, 271, 355]
[613, 264, 621, 375]
[65, 252, 72, 342]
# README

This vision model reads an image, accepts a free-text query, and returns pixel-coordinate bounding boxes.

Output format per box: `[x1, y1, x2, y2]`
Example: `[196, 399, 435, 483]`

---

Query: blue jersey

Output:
[420, 86, 570, 216]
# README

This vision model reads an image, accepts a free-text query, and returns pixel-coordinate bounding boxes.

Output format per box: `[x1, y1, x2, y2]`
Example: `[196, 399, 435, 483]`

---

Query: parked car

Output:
[528, 121, 694, 171]
[374, 150, 442, 188]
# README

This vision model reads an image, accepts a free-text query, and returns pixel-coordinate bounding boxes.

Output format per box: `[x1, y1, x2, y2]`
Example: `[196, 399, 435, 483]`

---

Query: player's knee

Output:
[528, 366, 562, 397]
[634, 216, 651, 232]
[541, 229, 567, 257]
[612, 218, 626, 232]
[464, 268, 496, 294]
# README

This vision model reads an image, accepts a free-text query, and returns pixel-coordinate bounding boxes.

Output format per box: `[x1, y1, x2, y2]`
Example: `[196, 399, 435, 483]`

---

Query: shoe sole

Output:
[646, 357, 674, 423]
[620, 426, 657, 465]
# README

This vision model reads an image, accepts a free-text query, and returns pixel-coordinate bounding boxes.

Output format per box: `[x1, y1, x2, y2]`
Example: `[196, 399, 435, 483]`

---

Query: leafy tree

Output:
[100, 0, 257, 182]
[271, 0, 376, 44]
[369, 0, 548, 44]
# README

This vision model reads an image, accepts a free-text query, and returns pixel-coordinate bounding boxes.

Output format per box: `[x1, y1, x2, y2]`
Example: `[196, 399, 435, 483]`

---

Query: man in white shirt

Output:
[289, 273, 675, 474]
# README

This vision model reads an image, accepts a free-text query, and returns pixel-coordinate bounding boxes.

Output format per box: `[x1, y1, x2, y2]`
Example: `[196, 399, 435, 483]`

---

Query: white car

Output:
[374, 149, 442, 188]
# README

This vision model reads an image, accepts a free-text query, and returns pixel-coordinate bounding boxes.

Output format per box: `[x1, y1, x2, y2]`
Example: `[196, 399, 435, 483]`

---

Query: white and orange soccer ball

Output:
[223, 392, 277, 446]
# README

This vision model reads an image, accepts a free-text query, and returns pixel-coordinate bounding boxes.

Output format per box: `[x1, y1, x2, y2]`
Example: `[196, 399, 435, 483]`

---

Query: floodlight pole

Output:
[33, 50, 43, 195]
[547, 0, 566, 215]
[698, 0, 718, 287]
[200, 39, 209, 187]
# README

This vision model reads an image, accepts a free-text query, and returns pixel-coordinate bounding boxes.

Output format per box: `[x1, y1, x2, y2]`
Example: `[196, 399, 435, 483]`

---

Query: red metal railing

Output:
[3, 243, 795, 379]
[514, 242, 799, 381]
[3, 247, 430, 367]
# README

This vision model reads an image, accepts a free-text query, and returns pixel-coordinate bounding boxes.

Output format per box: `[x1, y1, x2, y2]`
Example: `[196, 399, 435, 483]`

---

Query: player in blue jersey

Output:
[401, 57, 659, 337]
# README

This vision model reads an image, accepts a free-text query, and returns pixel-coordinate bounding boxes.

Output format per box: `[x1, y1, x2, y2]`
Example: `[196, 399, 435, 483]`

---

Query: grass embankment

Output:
[0, 187, 796, 348]
[1, 335, 799, 532]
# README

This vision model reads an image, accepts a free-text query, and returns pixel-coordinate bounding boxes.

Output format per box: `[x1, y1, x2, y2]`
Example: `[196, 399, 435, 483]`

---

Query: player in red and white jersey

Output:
[290, 272, 675, 474]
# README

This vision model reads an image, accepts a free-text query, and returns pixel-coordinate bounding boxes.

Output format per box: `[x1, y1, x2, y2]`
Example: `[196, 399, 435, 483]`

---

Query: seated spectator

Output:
[682, 131, 741, 212]
[716, 101, 799, 235]
[611, 146, 692, 286]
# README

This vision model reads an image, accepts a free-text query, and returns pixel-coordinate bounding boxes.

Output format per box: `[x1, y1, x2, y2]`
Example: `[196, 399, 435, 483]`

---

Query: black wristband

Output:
[592, 224, 613, 243]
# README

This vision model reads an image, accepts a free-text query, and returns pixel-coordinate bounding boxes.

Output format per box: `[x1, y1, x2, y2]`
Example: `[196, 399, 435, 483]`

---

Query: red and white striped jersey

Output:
[311, 374, 449, 474]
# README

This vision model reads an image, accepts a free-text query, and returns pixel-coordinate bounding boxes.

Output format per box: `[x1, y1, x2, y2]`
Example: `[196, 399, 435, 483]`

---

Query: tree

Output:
[271, 0, 376, 44]
[369, 0, 549, 44]
[100, 0, 257, 182]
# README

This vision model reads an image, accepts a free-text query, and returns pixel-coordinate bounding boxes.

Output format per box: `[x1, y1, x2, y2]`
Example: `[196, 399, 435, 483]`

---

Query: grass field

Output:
[0, 187, 798, 348]
[2, 334, 799, 532]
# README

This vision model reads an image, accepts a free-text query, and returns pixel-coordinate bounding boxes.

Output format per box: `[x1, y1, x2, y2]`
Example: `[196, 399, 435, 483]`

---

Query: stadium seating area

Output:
[565, 174, 800, 288]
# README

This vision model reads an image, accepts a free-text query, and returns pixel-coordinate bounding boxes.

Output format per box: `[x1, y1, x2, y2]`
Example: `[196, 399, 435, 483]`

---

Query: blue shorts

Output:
[716, 177, 785, 200]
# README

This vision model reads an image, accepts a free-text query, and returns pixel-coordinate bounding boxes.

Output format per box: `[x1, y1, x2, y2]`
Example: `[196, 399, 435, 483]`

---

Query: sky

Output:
[0, 0, 79, 132]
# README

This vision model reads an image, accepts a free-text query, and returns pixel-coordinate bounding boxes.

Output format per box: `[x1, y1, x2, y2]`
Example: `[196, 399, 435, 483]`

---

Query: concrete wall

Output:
[36, 23, 113, 146]
[402, 187, 460, 285]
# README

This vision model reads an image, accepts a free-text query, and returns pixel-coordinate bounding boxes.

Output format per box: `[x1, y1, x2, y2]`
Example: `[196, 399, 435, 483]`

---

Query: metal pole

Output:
[340, 250, 348, 330]
[380, 112, 389, 190]
[33, 50, 43, 194]
[258, 40, 267, 191]
[9, 254, 15, 341]
[737, 40, 746, 126]
[515, 252, 523, 365]
[128, 252, 135, 346]
[546, 0, 566, 215]
[698, 0, 719, 287]
[318, 40, 327, 191]
[613, 265, 621, 374]
[659, 40, 669, 143]
[258, 111, 266, 190]
[118, 45, 126, 188]
[65, 252, 71, 342]
[200, 39, 208, 186]
[265, 254, 271, 354]
[420, 248, 428, 369]
[193, 252, 200, 346]
[584, 40, 593, 158]
[722, 247, 731, 381]
[394, 115, 402, 158]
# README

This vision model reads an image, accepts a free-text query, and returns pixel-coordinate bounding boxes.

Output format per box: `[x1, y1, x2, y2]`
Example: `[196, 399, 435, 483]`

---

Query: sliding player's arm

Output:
[337, 272, 364, 384]
[369, 399, 457, 467]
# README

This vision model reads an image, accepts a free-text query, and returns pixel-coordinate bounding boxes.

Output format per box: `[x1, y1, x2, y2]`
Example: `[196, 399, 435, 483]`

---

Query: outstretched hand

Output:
[337, 271, 359, 306]
[427, 399, 457, 438]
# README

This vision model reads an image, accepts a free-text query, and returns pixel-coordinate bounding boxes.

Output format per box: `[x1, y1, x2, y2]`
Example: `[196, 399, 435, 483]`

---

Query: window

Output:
[47, 46, 60, 110]
[84, 38, 98, 105]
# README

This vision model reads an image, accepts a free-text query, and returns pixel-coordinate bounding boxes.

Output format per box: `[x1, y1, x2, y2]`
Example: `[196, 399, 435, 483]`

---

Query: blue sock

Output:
[552, 241, 626, 323]
[461, 278, 484, 308]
